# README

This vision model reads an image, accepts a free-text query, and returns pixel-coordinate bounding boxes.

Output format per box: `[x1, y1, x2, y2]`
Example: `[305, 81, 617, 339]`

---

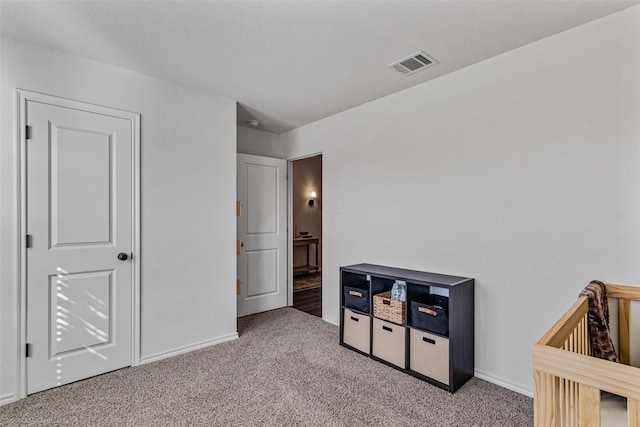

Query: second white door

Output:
[237, 153, 287, 317]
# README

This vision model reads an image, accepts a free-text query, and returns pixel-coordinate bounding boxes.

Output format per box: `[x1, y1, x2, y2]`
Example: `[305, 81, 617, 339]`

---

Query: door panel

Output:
[26, 99, 134, 394]
[237, 154, 287, 317]
[246, 249, 278, 297]
[51, 125, 113, 246]
[49, 269, 113, 356]
[247, 164, 278, 234]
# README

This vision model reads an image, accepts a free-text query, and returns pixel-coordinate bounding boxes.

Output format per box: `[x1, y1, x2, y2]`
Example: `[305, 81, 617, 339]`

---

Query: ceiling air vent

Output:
[388, 51, 438, 76]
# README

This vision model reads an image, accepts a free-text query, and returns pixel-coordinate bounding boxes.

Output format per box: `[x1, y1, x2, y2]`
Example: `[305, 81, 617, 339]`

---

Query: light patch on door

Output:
[49, 268, 113, 359]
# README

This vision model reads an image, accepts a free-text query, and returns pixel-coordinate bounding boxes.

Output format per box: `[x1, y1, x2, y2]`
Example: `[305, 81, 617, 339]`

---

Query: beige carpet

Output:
[0, 308, 533, 426]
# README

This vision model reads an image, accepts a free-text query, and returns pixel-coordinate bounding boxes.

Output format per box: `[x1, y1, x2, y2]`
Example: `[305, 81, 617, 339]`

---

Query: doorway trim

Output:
[287, 152, 325, 318]
[15, 89, 141, 399]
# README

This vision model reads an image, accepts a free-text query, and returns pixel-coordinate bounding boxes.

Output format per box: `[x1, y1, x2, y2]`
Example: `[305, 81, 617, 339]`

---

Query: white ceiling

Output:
[1, 1, 638, 134]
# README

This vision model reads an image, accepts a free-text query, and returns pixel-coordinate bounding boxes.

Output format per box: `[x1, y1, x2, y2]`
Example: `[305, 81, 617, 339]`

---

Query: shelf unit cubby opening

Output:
[370, 277, 395, 298]
[341, 272, 370, 314]
[406, 284, 450, 337]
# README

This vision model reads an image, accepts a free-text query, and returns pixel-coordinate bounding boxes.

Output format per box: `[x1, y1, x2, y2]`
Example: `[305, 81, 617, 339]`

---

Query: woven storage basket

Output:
[373, 291, 405, 324]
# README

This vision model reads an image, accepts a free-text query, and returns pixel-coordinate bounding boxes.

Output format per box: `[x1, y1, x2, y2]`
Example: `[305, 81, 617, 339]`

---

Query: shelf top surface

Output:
[341, 263, 472, 286]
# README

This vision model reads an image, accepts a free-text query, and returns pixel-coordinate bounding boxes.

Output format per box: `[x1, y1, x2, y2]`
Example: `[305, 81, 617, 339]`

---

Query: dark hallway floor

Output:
[292, 272, 321, 317]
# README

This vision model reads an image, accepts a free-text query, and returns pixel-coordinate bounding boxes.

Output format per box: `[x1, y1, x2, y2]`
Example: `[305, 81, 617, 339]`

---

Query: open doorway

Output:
[291, 154, 322, 317]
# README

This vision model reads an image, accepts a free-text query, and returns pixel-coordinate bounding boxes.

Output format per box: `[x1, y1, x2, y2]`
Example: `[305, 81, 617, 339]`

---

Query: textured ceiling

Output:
[1, 1, 638, 134]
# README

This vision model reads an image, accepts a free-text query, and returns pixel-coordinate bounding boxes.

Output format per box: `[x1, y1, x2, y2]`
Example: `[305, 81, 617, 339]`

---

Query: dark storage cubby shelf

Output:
[339, 263, 474, 393]
[343, 281, 370, 314]
[411, 295, 449, 336]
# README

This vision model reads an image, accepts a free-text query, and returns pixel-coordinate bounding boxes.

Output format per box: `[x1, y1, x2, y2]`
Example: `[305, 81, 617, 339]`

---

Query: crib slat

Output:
[559, 377, 565, 426]
[582, 315, 588, 355]
[576, 318, 582, 355]
[568, 331, 573, 353]
[629, 398, 640, 427]
[585, 313, 591, 356]
[569, 378, 575, 426]
[562, 378, 569, 426]
[619, 298, 630, 365]
[579, 383, 600, 427]
[582, 314, 589, 356]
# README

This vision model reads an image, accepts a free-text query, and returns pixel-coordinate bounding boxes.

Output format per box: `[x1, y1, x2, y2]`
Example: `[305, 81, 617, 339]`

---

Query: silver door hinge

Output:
[25, 125, 32, 140]
[26, 234, 32, 248]
[26, 343, 32, 358]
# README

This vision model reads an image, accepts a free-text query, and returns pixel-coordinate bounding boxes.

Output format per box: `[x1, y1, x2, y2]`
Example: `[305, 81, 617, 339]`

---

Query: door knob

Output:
[117, 252, 129, 261]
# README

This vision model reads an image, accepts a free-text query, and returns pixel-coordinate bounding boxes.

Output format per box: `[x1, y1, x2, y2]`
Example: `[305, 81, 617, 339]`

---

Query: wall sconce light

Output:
[309, 191, 317, 207]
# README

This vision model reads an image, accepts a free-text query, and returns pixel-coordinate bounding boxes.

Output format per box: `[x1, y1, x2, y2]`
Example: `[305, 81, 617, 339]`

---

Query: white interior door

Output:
[25, 97, 135, 394]
[237, 153, 287, 317]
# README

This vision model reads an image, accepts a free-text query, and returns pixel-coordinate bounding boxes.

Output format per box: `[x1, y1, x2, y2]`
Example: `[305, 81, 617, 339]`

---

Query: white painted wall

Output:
[237, 125, 284, 159]
[281, 7, 640, 395]
[0, 38, 238, 402]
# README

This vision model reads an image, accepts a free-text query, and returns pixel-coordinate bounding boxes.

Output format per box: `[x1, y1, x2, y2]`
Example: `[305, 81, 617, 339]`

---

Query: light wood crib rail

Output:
[533, 284, 640, 426]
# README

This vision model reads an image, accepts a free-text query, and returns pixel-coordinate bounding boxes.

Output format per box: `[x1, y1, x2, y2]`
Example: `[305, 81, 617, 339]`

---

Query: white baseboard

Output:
[139, 332, 239, 365]
[318, 316, 532, 397]
[474, 369, 533, 398]
[3, 340, 531, 408]
[322, 315, 339, 326]
[1, 334, 240, 406]
[0, 392, 16, 406]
